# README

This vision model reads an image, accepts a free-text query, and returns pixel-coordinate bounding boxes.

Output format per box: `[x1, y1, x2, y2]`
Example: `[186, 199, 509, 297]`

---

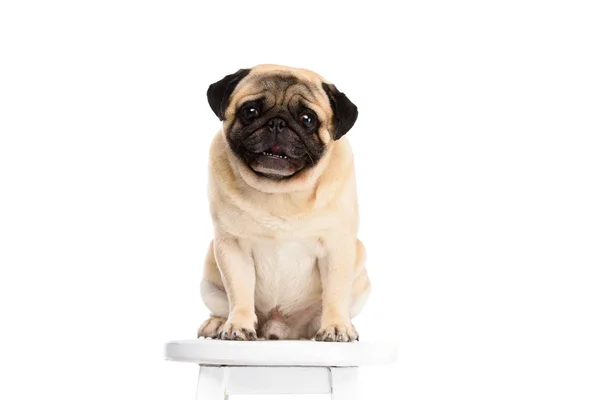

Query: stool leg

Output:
[196, 366, 227, 400]
[330, 367, 359, 400]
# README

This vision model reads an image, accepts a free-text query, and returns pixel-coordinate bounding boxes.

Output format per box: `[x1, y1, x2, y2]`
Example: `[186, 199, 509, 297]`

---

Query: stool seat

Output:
[165, 339, 397, 367]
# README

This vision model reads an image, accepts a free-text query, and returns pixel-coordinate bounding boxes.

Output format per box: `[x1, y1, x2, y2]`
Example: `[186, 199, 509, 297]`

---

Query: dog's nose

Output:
[267, 118, 287, 133]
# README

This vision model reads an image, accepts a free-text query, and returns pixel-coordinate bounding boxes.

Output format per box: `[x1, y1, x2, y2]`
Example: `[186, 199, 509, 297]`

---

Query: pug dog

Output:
[197, 64, 370, 342]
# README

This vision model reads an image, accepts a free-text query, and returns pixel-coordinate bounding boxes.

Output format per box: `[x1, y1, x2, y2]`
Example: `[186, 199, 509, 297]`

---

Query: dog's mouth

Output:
[260, 144, 289, 159]
[247, 144, 306, 179]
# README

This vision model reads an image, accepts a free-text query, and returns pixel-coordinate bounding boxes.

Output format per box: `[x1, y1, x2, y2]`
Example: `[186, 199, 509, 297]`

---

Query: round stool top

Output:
[165, 339, 397, 367]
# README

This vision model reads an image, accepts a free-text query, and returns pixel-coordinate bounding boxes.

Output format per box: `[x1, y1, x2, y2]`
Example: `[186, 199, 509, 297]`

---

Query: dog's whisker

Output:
[305, 151, 315, 166]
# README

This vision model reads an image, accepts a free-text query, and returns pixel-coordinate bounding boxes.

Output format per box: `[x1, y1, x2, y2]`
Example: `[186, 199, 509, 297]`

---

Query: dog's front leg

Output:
[214, 236, 258, 340]
[316, 236, 358, 342]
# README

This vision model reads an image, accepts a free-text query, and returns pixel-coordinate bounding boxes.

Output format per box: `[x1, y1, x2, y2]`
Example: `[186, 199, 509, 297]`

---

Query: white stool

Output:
[165, 339, 397, 399]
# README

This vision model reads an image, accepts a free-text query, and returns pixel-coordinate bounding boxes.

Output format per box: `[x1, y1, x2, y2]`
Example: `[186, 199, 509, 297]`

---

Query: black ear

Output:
[322, 82, 358, 140]
[207, 69, 251, 120]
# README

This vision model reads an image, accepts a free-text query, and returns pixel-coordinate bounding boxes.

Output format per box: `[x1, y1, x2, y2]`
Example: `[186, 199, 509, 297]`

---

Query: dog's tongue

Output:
[270, 144, 284, 155]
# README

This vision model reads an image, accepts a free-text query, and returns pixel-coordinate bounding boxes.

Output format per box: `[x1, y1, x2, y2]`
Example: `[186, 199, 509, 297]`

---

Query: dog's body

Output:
[198, 65, 370, 342]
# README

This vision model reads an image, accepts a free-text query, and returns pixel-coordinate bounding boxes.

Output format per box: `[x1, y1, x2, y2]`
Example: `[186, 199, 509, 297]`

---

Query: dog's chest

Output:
[247, 237, 323, 314]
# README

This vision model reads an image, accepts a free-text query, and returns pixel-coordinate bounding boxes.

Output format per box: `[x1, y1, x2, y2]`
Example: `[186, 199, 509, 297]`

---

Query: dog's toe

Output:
[197, 316, 226, 339]
[315, 322, 358, 342]
[261, 314, 291, 340]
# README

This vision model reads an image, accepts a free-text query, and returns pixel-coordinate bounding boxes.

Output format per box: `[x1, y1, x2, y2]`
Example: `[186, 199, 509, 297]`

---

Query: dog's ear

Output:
[322, 82, 358, 140]
[207, 69, 251, 120]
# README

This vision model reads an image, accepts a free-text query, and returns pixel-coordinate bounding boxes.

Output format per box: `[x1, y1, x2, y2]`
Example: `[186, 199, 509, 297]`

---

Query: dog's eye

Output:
[300, 113, 316, 128]
[242, 106, 260, 121]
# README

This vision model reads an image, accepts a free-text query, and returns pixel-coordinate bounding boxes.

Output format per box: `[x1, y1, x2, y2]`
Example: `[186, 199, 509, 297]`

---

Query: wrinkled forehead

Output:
[229, 72, 332, 117]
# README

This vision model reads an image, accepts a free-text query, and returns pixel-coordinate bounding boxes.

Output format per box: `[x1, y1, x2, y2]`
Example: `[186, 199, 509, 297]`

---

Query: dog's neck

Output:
[210, 132, 354, 217]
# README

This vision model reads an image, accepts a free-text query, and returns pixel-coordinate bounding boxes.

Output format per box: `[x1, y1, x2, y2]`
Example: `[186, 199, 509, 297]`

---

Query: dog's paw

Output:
[315, 322, 359, 342]
[218, 312, 258, 341]
[197, 316, 226, 339]
[261, 318, 291, 340]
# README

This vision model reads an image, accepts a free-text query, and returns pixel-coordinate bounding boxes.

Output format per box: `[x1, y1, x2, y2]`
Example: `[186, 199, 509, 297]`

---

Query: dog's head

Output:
[207, 64, 358, 182]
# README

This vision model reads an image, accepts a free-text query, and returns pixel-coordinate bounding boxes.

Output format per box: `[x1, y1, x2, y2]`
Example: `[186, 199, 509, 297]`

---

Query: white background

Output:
[1, 1, 599, 399]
